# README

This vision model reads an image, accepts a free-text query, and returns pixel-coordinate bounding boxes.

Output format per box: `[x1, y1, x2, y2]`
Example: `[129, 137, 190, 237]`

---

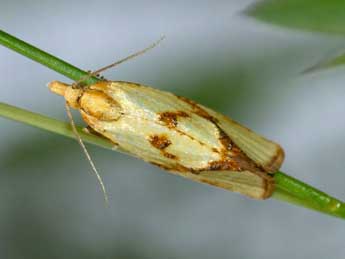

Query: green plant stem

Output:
[0, 29, 344, 219]
[0, 29, 99, 85]
[0, 102, 113, 150]
[273, 172, 345, 218]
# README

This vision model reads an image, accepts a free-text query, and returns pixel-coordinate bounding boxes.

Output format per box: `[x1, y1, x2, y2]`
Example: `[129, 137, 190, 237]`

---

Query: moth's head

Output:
[48, 81, 82, 109]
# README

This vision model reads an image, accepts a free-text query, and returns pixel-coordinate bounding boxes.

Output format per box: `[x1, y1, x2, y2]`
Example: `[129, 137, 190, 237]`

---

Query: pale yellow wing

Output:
[201, 106, 284, 173]
[180, 169, 274, 199]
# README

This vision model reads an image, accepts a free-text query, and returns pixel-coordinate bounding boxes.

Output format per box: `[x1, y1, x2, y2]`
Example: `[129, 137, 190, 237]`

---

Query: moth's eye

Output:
[80, 89, 121, 121]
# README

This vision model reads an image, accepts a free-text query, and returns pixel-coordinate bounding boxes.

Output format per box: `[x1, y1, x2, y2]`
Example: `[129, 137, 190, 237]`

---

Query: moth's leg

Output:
[86, 70, 105, 81]
[72, 70, 107, 89]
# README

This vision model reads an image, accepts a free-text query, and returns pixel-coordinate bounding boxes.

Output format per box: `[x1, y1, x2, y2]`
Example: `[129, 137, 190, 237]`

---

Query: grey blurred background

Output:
[1, 1, 345, 258]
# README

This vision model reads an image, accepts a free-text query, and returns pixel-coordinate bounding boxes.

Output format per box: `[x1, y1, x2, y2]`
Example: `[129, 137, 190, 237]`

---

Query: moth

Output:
[48, 79, 284, 200]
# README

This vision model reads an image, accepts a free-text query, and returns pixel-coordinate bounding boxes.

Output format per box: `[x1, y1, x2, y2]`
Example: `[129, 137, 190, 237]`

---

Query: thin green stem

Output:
[0, 29, 99, 85]
[0, 29, 344, 219]
[272, 172, 345, 218]
[0, 102, 113, 150]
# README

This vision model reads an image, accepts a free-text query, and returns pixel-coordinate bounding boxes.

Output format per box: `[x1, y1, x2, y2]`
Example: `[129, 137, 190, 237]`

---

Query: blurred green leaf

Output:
[245, 0, 345, 35]
[304, 50, 345, 73]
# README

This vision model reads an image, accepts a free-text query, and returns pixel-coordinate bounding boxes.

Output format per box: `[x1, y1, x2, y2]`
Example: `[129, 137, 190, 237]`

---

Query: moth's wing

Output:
[80, 110, 222, 170]
[181, 170, 274, 199]
[203, 106, 284, 173]
[87, 81, 225, 170]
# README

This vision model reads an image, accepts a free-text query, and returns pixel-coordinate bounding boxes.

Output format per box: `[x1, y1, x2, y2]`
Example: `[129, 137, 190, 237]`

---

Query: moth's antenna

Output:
[91, 36, 165, 76]
[74, 36, 166, 86]
[65, 102, 109, 205]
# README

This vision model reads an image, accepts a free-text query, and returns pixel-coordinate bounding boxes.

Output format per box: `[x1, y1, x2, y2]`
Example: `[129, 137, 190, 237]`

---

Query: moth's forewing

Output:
[202, 106, 285, 173]
[81, 109, 221, 170]
[182, 170, 273, 199]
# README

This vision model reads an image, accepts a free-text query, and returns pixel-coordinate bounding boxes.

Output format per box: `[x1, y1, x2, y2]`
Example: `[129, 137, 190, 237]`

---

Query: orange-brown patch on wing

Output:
[211, 126, 261, 172]
[215, 113, 285, 173]
[212, 126, 267, 174]
[163, 153, 178, 159]
[158, 111, 189, 128]
[148, 134, 179, 161]
[206, 160, 241, 171]
[149, 134, 172, 149]
[177, 96, 217, 122]
[177, 95, 270, 174]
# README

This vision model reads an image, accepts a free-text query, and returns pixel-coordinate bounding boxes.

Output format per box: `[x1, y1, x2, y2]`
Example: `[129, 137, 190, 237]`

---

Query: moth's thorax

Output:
[79, 89, 121, 121]
[48, 81, 122, 121]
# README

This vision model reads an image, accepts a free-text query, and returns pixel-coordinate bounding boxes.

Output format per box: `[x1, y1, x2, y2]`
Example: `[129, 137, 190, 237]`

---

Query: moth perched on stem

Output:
[49, 78, 284, 200]
[46, 38, 283, 200]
